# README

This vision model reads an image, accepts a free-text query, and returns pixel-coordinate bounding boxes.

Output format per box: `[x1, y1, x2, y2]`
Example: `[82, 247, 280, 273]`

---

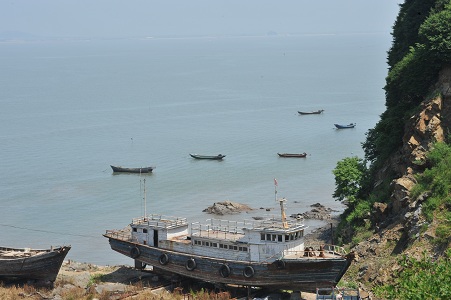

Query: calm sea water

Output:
[0, 33, 389, 265]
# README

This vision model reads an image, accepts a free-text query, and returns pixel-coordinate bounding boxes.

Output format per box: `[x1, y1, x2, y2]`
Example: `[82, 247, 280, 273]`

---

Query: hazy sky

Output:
[0, 0, 403, 38]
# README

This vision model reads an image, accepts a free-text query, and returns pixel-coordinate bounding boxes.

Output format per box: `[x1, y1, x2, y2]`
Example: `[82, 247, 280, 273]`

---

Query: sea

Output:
[0, 33, 390, 266]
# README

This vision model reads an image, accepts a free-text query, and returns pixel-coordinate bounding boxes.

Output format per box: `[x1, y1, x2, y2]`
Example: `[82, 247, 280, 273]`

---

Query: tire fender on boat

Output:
[159, 253, 169, 265]
[219, 264, 231, 278]
[275, 259, 285, 269]
[243, 266, 255, 278]
[130, 247, 140, 259]
[185, 258, 196, 271]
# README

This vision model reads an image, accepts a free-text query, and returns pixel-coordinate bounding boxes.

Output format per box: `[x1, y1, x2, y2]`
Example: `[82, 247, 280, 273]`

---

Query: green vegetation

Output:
[332, 3, 451, 295]
[375, 249, 451, 299]
[363, 0, 451, 167]
[87, 273, 106, 287]
[332, 157, 367, 206]
[410, 142, 451, 243]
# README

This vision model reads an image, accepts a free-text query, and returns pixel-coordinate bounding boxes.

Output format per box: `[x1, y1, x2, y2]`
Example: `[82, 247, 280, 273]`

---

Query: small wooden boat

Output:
[0, 245, 71, 283]
[334, 123, 356, 129]
[277, 152, 307, 158]
[298, 109, 324, 115]
[111, 165, 154, 173]
[189, 154, 226, 160]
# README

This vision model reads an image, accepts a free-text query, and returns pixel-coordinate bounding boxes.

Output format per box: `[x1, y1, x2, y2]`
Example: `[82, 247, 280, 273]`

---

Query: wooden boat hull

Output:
[0, 246, 71, 282]
[111, 165, 154, 173]
[334, 123, 356, 129]
[189, 154, 225, 160]
[104, 237, 352, 292]
[277, 153, 307, 158]
[298, 110, 324, 115]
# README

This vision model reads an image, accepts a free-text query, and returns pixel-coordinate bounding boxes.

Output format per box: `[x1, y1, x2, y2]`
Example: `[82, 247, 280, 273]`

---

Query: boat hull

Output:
[189, 154, 225, 160]
[111, 166, 154, 173]
[105, 237, 352, 292]
[334, 124, 355, 129]
[298, 110, 324, 115]
[277, 153, 307, 158]
[0, 246, 71, 282]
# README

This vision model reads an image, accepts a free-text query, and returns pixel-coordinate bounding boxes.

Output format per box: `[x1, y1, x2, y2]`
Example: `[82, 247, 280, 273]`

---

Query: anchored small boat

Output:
[189, 154, 226, 160]
[0, 245, 71, 283]
[111, 165, 154, 173]
[334, 123, 356, 129]
[104, 187, 354, 293]
[277, 152, 307, 158]
[298, 110, 324, 115]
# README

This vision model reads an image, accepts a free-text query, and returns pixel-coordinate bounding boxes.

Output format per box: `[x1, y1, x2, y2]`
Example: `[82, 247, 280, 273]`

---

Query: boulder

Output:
[203, 201, 252, 215]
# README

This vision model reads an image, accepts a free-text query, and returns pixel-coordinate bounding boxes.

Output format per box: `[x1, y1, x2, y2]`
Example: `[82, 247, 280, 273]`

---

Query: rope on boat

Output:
[0, 223, 98, 238]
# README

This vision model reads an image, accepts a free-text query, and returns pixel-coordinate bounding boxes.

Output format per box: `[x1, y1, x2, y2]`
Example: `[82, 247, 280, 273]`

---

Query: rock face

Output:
[375, 66, 451, 218]
[202, 201, 253, 215]
[347, 66, 451, 293]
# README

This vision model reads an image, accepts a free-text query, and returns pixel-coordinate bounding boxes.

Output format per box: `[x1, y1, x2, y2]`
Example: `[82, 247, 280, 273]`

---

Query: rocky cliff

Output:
[345, 66, 451, 297]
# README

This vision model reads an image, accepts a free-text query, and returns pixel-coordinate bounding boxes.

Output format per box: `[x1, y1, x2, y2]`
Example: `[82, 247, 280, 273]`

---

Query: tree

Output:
[332, 157, 367, 206]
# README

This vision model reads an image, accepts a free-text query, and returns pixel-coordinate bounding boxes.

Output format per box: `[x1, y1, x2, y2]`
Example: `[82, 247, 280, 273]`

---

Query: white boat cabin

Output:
[130, 200, 307, 263]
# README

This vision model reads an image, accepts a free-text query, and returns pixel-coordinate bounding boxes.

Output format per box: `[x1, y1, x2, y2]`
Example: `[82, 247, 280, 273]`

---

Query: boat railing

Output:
[132, 214, 188, 229]
[193, 217, 305, 233]
[190, 221, 245, 238]
[278, 244, 347, 259]
[322, 244, 347, 256]
[104, 229, 137, 242]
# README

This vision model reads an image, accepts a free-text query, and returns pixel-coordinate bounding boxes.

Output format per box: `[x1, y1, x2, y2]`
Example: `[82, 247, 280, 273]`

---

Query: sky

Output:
[0, 0, 404, 39]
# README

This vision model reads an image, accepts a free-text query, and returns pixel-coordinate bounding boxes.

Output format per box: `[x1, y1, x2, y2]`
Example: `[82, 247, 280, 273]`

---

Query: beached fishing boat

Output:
[334, 123, 356, 129]
[277, 152, 307, 158]
[111, 165, 154, 173]
[189, 154, 226, 160]
[0, 245, 71, 282]
[298, 110, 324, 115]
[104, 196, 354, 292]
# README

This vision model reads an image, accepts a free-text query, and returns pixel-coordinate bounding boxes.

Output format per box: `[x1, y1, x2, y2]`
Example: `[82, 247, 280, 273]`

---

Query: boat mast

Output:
[143, 178, 147, 219]
[279, 198, 288, 229]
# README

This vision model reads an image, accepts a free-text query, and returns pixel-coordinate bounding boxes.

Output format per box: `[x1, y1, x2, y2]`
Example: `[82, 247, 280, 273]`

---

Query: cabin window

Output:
[261, 233, 265, 241]
[285, 234, 289, 242]
[266, 234, 271, 241]
[233, 246, 238, 250]
[219, 244, 224, 248]
[205, 242, 210, 247]
[212, 243, 217, 247]
[242, 247, 248, 252]
[133, 228, 137, 232]
[143, 229, 148, 233]
[278, 235, 283, 242]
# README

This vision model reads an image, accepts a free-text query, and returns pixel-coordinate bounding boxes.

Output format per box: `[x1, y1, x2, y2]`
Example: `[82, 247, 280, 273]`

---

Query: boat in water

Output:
[298, 110, 324, 115]
[189, 154, 226, 160]
[334, 123, 356, 129]
[104, 193, 354, 292]
[111, 165, 155, 173]
[277, 152, 307, 158]
[0, 245, 71, 283]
